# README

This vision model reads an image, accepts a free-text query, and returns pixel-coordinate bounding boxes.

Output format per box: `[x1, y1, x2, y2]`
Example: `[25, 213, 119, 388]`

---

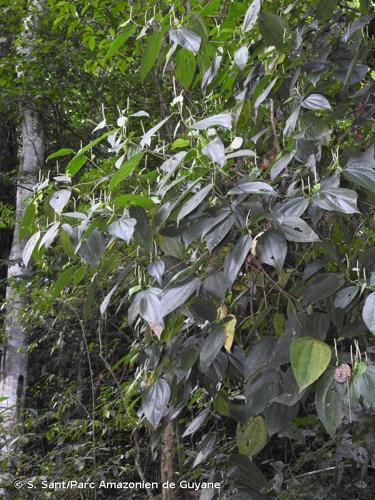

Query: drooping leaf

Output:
[177, 184, 212, 224]
[49, 189, 71, 214]
[242, 0, 261, 32]
[315, 368, 344, 438]
[128, 288, 163, 328]
[109, 153, 144, 190]
[160, 278, 201, 317]
[22, 231, 41, 267]
[169, 28, 201, 54]
[224, 234, 252, 288]
[142, 379, 170, 429]
[107, 217, 137, 243]
[254, 77, 278, 110]
[182, 409, 210, 438]
[245, 369, 280, 416]
[236, 416, 268, 457]
[200, 325, 225, 372]
[362, 292, 375, 335]
[201, 52, 222, 93]
[39, 222, 60, 250]
[256, 229, 287, 271]
[270, 152, 294, 180]
[203, 137, 225, 167]
[77, 228, 106, 267]
[234, 45, 249, 70]
[140, 116, 171, 148]
[193, 434, 217, 468]
[140, 31, 162, 82]
[190, 113, 232, 130]
[290, 336, 331, 391]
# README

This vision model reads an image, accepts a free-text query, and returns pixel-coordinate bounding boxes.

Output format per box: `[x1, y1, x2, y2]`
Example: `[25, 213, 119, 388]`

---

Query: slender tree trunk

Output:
[0, 108, 44, 450]
[161, 420, 178, 500]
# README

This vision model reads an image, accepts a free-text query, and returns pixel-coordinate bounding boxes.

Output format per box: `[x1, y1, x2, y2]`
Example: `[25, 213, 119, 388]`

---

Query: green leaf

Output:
[66, 155, 88, 176]
[177, 184, 212, 224]
[256, 229, 287, 272]
[302, 94, 331, 111]
[109, 153, 144, 190]
[236, 416, 268, 457]
[258, 12, 289, 48]
[142, 379, 170, 429]
[224, 234, 252, 288]
[176, 48, 196, 90]
[140, 31, 162, 82]
[315, 368, 344, 438]
[47, 148, 75, 161]
[362, 292, 375, 335]
[113, 194, 155, 209]
[171, 138, 190, 150]
[200, 325, 225, 372]
[53, 267, 73, 299]
[290, 336, 331, 391]
[106, 25, 136, 58]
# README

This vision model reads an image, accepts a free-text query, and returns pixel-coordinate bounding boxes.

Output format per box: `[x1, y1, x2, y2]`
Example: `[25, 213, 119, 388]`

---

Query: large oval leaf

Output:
[236, 416, 268, 457]
[315, 368, 344, 438]
[290, 336, 331, 391]
[362, 292, 375, 335]
[142, 379, 170, 429]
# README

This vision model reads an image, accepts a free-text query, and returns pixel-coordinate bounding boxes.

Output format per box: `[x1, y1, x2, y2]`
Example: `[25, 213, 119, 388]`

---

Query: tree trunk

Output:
[161, 420, 177, 500]
[0, 108, 44, 451]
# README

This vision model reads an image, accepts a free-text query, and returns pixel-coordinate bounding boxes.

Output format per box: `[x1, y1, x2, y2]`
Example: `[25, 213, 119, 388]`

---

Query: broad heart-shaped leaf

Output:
[142, 379, 170, 429]
[224, 234, 252, 288]
[315, 368, 344, 438]
[109, 153, 144, 190]
[106, 25, 136, 58]
[334, 285, 359, 309]
[242, 0, 261, 32]
[49, 189, 71, 214]
[22, 231, 41, 267]
[190, 113, 232, 130]
[160, 278, 201, 317]
[192, 433, 216, 468]
[107, 217, 137, 243]
[302, 94, 332, 111]
[203, 137, 225, 167]
[199, 325, 225, 372]
[76, 228, 106, 267]
[314, 188, 359, 214]
[140, 31, 162, 82]
[236, 416, 268, 457]
[302, 273, 345, 305]
[256, 229, 287, 272]
[279, 216, 319, 242]
[362, 292, 375, 335]
[176, 184, 212, 224]
[169, 28, 201, 55]
[290, 336, 331, 391]
[175, 48, 196, 90]
[128, 287, 163, 327]
[258, 12, 289, 48]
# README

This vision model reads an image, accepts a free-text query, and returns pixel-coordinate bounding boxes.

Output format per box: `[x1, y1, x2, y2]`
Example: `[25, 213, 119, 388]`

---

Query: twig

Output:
[270, 99, 281, 153]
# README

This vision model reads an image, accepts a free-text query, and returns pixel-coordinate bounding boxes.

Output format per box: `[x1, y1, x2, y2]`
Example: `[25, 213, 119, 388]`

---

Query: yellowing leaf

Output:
[236, 416, 268, 457]
[222, 315, 236, 352]
[290, 336, 331, 392]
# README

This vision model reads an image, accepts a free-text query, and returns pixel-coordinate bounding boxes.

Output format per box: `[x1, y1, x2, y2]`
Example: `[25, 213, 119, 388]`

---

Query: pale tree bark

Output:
[0, 0, 44, 461]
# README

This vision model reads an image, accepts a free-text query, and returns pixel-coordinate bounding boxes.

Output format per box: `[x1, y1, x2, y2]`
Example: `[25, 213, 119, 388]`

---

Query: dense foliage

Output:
[1, 0, 375, 498]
